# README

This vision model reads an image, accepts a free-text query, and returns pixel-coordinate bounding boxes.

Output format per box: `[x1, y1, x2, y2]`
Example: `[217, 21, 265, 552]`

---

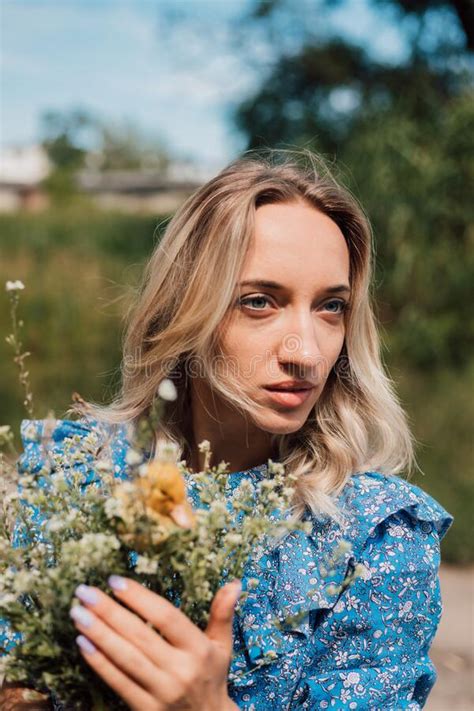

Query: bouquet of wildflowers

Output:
[0, 282, 360, 710]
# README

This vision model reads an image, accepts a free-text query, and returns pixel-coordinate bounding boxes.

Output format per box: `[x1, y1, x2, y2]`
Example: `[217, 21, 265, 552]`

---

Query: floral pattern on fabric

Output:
[1, 419, 453, 710]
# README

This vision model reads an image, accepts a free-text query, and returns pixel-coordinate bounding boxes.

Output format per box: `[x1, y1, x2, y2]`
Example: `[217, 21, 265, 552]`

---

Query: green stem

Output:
[90, 688, 108, 711]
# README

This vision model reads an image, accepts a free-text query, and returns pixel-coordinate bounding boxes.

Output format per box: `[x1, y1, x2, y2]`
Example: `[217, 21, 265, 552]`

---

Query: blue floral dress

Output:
[1, 418, 454, 710]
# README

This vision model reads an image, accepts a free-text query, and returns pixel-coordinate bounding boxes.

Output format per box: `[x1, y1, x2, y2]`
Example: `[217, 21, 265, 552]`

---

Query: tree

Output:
[40, 108, 94, 201]
[39, 109, 172, 201]
[234, 0, 474, 369]
[94, 121, 170, 173]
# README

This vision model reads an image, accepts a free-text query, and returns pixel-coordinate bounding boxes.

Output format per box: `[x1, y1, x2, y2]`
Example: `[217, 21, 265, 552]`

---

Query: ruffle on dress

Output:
[227, 468, 453, 691]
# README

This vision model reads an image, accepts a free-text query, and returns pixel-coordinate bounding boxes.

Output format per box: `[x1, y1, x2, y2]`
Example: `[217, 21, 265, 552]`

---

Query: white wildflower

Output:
[0, 653, 14, 675]
[259, 479, 276, 490]
[113, 481, 135, 497]
[332, 539, 352, 559]
[50, 472, 68, 492]
[197, 439, 211, 453]
[31, 543, 47, 557]
[78, 431, 100, 454]
[46, 517, 65, 533]
[64, 510, 79, 524]
[61, 533, 121, 569]
[233, 479, 255, 499]
[125, 448, 143, 466]
[95, 458, 113, 473]
[5, 280, 25, 292]
[0, 538, 12, 557]
[4, 490, 20, 506]
[353, 562, 368, 580]
[135, 555, 158, 575]
[13, 569, 40, 595]
[267, 460, 285, 476]
[157, 378, 177, 401]
[302, 520, 313, 534]
[0, 425, 13, 444]
[0, 593, 17, 609]
[138, 463, 149, 477]
[209, 500, 229, 527]
[209, 501, 228, 516]
[155, 438, 180, 462]
[104, 496, 125, 520]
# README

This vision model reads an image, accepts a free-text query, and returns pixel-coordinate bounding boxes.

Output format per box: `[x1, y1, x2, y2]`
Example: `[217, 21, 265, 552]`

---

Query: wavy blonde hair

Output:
[73, 148, 417, 522]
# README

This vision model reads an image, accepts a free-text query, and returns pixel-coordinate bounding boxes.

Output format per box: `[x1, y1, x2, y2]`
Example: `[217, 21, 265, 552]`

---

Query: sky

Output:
[1, 0, 410, 168]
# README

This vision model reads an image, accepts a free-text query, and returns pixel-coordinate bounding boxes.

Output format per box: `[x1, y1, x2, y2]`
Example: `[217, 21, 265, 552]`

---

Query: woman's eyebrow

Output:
[238, 279, 351, 295]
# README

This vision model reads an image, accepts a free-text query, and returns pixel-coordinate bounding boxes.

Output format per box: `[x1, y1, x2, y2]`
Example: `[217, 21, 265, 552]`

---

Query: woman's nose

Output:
[277, 314, 324, 379]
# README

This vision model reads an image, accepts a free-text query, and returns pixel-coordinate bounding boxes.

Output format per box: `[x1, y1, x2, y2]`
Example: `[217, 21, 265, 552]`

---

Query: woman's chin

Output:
[253, 407, 312, 435]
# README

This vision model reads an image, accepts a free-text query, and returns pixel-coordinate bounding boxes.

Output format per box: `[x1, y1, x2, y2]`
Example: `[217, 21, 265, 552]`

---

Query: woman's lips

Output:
[263, 387, 315, 408]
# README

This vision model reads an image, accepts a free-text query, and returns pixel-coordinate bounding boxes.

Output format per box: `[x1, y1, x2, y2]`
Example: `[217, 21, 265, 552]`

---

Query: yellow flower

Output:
[138, 460, 196, 528]
[111, 456, 196, 550]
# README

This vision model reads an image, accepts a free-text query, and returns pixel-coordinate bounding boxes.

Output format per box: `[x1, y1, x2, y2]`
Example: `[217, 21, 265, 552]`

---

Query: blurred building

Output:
[0, 145, 213, 213]
[0, 145, 51, 212]
[76, 168, 203, 214]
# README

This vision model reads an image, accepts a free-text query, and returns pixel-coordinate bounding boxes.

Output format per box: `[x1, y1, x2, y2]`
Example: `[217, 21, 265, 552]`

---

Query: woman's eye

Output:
[238, 296, 348, 314]
[239, 295, 271, 311]
[323, 299, 348, 314]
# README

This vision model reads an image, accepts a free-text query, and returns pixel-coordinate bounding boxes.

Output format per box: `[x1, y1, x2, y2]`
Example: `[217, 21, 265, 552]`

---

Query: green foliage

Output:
[39, 109, 171, 203]
[98, 122, 170, 172]
[397, 363, 474, 565]
[0, 208, 165, 437]
[236, 2, 474, 370]
[41, 109, 92, 172]
[345, 90, 474, 369]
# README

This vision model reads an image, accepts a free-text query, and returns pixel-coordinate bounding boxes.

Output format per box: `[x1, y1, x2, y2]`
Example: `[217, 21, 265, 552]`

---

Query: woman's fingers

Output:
[75, 634, 159, 711]
[107, 576, 204, 650]
[74, 583, 176, 668]
[70, 603, 169, 695]
[205, 580, 242, 655]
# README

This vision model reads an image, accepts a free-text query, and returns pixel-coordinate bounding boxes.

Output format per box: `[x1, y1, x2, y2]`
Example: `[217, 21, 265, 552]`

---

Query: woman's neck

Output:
[187, 382, 277, 473]
[188, 422, 276, 473]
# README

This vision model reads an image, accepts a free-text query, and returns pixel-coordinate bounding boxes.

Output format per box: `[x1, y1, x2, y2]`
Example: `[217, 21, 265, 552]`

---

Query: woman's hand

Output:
[70, 576, 242, 711]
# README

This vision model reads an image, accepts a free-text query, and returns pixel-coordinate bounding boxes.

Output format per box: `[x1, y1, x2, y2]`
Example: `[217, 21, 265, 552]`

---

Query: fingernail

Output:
[76, 635, 96, 655]
[75, 584, 98, 606]
[230, 580, 242, 602]
[70, 605, 94, 628]
[108, 575, 127, 591]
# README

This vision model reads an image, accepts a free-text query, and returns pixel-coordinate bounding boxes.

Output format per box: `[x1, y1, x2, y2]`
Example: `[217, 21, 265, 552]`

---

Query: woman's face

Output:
[219, 199, 350, 435]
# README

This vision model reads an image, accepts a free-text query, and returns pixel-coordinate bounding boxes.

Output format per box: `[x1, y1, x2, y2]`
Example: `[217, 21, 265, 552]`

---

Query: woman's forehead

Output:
[242, 202, 350, 288]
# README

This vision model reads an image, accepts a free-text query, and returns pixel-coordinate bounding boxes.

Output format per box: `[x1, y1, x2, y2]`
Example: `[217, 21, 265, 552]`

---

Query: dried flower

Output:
[0, 425, 14, 447]
[157, 378, 178, 401]
[5, 280, 25, 292]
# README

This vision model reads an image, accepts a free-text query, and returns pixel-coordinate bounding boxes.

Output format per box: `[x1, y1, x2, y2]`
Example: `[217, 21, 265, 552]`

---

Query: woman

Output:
[1, 150, 453, 710]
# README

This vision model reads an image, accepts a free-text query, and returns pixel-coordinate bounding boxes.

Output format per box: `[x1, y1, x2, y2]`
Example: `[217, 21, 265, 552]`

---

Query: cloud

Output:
[1, 0, 410, 164]
[1, 0, 256, 163]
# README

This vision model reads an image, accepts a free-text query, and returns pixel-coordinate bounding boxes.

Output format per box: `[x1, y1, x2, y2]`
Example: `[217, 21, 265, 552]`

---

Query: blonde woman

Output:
[1, 151, 453, 710]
